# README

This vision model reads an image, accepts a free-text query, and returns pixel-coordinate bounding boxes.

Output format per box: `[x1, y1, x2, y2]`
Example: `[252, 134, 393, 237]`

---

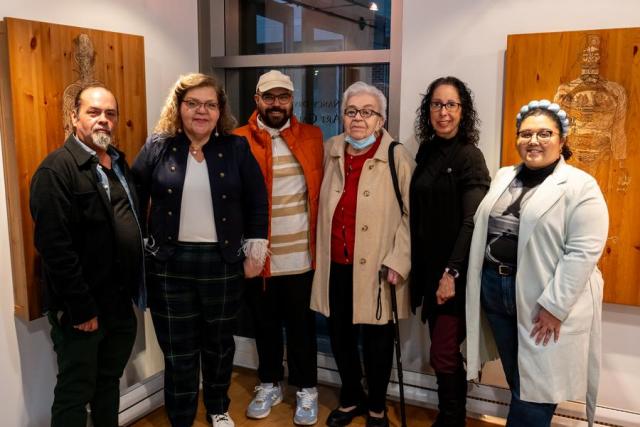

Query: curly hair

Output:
[415, 76, 480, 145]
[153, 73, 237, 137]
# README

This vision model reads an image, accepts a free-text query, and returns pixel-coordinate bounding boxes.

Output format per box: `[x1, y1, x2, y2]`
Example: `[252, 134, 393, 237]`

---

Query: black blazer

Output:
[29, 135, 144, 324]
[131, 132, 268, 263]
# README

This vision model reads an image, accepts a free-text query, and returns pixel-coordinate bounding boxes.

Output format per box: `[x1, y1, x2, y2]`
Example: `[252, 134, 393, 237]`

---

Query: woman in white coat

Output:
[311, 81, 415, 427]
[465, 100, 608, 426]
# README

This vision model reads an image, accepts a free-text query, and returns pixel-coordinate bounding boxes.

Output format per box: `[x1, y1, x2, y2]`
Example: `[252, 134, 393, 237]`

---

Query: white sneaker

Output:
[294, 387, 318, 425]
[246, 382, 283, 419]
[211, 412, 235, 427]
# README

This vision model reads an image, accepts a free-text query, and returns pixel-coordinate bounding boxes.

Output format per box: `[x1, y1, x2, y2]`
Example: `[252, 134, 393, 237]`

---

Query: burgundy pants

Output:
[427, 313, 466, 374]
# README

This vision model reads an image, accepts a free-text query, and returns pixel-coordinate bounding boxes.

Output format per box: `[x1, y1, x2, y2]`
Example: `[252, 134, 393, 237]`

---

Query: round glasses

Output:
[343, 108, 382, 119]
[429, 101, 461, 112]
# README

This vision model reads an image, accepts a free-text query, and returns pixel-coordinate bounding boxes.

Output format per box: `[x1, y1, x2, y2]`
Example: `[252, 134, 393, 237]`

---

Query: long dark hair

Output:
[415, 76, 480, 145]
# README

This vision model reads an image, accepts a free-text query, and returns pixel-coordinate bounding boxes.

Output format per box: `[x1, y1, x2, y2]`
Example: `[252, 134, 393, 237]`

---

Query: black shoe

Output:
[366, 413, 389, 427]
[326, 404, 367, 426]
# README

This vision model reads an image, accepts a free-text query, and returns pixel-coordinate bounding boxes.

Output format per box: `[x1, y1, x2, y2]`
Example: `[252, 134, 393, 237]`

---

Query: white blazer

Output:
[465, 158, 608, 426]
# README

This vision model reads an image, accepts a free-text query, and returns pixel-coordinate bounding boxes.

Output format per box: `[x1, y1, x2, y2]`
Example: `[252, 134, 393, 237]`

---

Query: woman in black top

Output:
[409, 76, 490, 426]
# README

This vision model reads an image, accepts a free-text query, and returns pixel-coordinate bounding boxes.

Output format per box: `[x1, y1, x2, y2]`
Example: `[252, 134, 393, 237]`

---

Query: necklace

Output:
[190, 144, 204, 155]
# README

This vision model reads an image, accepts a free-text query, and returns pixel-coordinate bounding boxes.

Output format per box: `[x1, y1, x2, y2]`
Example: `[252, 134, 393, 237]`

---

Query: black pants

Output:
[148, 243, 244, 427]
[327, 262, 395, 413]
[245, 270, 317, 388]
[48, 304, 136, 427]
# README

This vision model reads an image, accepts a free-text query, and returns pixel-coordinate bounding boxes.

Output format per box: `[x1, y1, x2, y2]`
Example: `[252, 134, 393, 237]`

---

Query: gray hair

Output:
[341, 81, 387, 122]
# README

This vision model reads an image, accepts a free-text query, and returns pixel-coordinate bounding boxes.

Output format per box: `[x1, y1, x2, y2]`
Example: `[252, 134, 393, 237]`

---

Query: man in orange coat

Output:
[233, 70, 323, 425]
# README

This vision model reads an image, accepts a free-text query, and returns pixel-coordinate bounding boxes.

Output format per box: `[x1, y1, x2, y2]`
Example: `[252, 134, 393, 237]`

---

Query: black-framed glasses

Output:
[517, 129, 557, 142]
[343, 108, 382, 119]
[182, 99, 219, 111]
[259, 93, 293, 105]
[429, 101, 461, 112]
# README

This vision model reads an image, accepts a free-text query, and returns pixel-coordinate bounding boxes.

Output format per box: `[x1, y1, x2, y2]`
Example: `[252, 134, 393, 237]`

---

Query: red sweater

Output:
[331, 136, 382, 264]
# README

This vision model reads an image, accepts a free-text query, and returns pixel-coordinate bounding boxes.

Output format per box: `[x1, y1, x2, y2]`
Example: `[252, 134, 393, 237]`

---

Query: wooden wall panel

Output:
[0, 18, 147, 320]
[502, 28, 640, 306]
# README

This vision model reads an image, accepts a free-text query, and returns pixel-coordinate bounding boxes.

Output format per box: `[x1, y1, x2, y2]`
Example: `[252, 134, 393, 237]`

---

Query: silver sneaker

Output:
[246, 383, 283, 419]
[210, 412, 235, 427]
[294, 387, 318, 425]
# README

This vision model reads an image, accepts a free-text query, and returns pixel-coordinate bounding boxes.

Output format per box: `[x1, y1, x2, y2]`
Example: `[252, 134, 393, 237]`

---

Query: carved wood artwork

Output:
[502, 28, 640, 306]
[0, 18, 147, 320]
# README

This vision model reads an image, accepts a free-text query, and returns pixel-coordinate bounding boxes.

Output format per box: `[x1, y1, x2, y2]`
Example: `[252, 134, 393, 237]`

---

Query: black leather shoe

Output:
[326, 404, 367, 426]
[366, 413, 389, 427]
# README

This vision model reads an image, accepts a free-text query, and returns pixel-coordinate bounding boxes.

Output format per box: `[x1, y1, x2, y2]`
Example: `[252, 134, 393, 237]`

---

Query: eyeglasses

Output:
[343, 108, 382, 119]
[182, 99, 219, 111]
[429, 101, 461, 112]
[517, 129, 557, 142]
[259, 93, 292, 105]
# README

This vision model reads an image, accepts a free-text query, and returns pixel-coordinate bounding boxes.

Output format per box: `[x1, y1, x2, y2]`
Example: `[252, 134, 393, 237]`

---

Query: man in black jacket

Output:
[30, 85, 144, 427]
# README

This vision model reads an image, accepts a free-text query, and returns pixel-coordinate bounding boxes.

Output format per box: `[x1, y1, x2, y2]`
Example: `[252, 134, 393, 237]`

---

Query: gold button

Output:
[170, 165, 176, 172]
[220, 172, 225, 178]
[359, 258, 366, 265]
[168, 211, 173, 216]
[361, 225, 368, 231]
[168, 188, 173, 194]
[363, 190, 370, 197]
[172, 147, 177, 152]
[218, 152, 223, 158]
[222, 217, 227, 222]
[222, 194, 227, 199]
[167, 236, 173, 241]
[224, 239, 229, 245]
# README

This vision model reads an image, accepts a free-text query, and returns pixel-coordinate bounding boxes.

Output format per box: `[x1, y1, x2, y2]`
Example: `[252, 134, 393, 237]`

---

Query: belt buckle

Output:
[498, 264, 511, 276]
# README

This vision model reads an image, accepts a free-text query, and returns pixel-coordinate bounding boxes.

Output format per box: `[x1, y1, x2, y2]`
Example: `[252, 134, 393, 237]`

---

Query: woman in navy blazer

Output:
[132, 73, 268, 427]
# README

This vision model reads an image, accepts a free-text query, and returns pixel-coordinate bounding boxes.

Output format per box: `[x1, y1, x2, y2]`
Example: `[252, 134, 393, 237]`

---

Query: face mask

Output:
[345, 132, 377, 150]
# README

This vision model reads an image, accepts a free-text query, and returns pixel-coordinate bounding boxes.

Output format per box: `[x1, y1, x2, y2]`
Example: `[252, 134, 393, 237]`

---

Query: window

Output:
[200, 0, 402, 136]
[227, 0, 391, 55]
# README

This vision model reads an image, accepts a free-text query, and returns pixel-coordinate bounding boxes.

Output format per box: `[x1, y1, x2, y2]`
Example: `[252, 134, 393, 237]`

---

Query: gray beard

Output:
[92, 132, 112, 150]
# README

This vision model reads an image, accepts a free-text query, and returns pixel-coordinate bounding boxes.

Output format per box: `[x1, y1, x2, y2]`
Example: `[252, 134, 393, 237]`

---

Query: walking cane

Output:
[386, 269, 408, 427]
[385, 141, 408, 426]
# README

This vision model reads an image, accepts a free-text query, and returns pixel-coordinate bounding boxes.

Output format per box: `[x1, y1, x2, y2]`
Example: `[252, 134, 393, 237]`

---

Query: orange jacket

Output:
[233, 111, 324, 277]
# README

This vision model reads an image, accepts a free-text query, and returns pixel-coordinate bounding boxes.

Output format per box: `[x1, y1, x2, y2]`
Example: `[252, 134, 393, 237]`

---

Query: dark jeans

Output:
[148, 243, 244, 427]
[48, 304, 136, 427]
[327, 262, 395, 413]
[480, 265, 557, 427]
[245, 271, 317, 388]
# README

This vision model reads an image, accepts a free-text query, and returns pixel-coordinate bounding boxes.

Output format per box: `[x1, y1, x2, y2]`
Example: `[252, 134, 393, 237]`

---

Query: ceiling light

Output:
[369, 2, 379, 11]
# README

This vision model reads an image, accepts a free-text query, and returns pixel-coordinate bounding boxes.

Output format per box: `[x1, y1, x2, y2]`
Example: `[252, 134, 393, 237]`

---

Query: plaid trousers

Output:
[148, 242, 243, 427]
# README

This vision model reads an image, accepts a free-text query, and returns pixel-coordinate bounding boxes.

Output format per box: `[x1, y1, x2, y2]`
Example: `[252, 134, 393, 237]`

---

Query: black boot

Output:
[432, 369, 467, 426]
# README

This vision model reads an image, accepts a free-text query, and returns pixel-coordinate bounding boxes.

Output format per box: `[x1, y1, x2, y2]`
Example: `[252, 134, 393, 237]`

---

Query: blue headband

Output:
[515, 99, 570, 137]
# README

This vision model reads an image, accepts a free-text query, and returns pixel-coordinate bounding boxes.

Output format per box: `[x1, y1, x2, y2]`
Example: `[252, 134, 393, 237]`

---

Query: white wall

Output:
[0, 1, 199, 425]
[399, 0, 640, 414]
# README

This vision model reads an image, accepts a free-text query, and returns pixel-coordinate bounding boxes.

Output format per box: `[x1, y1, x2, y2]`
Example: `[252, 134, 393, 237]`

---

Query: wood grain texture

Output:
[1, 17, 147, 320]
[130, 367, 501, 427]
[502, 27, 640, 306]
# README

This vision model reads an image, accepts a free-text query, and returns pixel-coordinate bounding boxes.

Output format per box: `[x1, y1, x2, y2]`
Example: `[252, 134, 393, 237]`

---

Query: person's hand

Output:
[530, 307, 561, 346]
[243, 257, 264, 278]
[436, 271, 456, 305]
[386, 267, 401, 286]
[73, 317, 98, 332]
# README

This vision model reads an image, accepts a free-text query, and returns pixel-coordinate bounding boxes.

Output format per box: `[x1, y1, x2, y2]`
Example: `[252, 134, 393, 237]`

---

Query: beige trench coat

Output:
[310, 129, 415, 324]
[465, 159, 608, 426]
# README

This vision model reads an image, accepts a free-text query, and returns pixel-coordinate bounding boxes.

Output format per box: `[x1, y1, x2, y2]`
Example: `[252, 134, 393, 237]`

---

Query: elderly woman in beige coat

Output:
[311, 81, 414, 427]
[465, 100, 608, 427]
